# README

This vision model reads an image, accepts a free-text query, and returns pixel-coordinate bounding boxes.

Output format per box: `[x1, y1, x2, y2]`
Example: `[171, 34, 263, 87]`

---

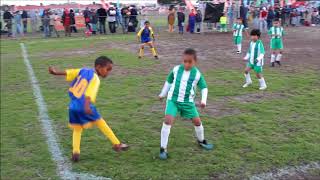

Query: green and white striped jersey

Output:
[246, 40, 265, 66]
[268, 26, 285, 39]
[162, 65, 207, 103]
[233, 23, 245, 37]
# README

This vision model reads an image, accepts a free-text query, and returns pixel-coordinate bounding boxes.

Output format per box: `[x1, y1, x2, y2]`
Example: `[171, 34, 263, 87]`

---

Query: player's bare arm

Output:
[48, 66, 67, 76]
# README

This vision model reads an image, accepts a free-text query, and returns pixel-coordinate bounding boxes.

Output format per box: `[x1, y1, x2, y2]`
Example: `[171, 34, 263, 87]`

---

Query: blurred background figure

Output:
[97, 5, 107, 34]
[3, 8, 13, 37]
[13, 10, 24, 37]
[107, 6, 117, 33]
[21, 10, 28, 34]
[70, 9, 77, 33]
[177, 7, 185, 34]
[29, 10, 38, 33]
[61, 8, 71, 36]
[168, 6, 175, 32]
[121, 6, 130, 33]
[42, 9, 50, 38]
[49, 11, 60, 37]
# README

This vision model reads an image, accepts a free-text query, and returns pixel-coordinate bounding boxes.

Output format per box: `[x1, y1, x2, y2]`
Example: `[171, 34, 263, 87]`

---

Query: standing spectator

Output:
[227, 2, 234, 29]
[259, 7, 268, 33]
[3, 9, 13, 37]
[13, 11, 24, 37]
[29, 10, 38, 33]
[128, 6, 138, 32]
[42, 9, 50, 37]
[267, 7, 275, 30]
[97, 5, 107, 34]
[107, 6, 117, 33]
[311, 8, 319, 26]
[168, 6, 175, 33]
[121, 6, 130, 33]
[116, 7, 122, 28]
[61, 9, 71, 37]
[83, 7, 91, 29]
[70, 9, 77, 33]
[177, 7, 185, 34]
[188, 9, 196, 33]
[284, 5, 292, 26]
[21, 10, 28, 34]
[195, 8, 202, 33]
[219, 13, 227, 32]
[90, 9, 98, 35]
[49, 11, 60, 37]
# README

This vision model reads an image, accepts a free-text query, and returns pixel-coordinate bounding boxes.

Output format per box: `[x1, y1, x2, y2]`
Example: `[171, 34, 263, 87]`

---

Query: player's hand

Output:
[85, 107, 93, 115]
[159, 96, 164, 101]
[48, 66, 57, 75]
[200, 103, 206, 109]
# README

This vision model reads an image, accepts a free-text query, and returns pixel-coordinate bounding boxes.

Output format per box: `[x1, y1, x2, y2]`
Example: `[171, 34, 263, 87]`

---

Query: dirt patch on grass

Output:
[225, 92, 289, 104]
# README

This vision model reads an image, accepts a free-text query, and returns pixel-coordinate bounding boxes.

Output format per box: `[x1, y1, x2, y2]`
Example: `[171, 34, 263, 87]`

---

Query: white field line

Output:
[250, 162, 320, 180]
[20, 43, 109, 180]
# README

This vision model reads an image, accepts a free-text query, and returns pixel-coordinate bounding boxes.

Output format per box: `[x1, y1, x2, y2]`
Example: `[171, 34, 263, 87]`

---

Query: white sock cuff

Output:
[162, 123, 171, 130]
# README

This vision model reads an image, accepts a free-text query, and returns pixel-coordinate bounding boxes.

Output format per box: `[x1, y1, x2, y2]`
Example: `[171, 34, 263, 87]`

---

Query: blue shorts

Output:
[141, 37, 151, 43]
[69, 105, 101, 128]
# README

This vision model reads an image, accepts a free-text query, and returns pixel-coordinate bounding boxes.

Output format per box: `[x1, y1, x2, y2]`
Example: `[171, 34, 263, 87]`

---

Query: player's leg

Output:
[236, 36, 242, 54]
[192, 117, 214, 150]
[148, 42, 158, 59]
[160, 100, 178, 160]
[72, 127, 83, 162]
[138, 44, 145, 59]
[255, 70, 267, 90]
[271, 50, 276, 67]
[94, 119, 129, 152]
[276, 49, 282, 66]
[243, 66, 253, 88]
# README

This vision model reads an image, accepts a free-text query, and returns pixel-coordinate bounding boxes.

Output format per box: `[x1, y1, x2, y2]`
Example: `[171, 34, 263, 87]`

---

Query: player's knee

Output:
[193, 118, 201, 126]
[164, 115, 174, 125]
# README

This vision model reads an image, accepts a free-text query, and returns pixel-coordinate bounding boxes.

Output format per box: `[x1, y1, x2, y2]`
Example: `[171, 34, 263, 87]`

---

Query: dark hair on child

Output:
[144, 21, 150, 25]
[250, 29, 261, 38]
[184, 48, 197, 61]
[95, 56, 113, 67]
[273, 18, 280, 22]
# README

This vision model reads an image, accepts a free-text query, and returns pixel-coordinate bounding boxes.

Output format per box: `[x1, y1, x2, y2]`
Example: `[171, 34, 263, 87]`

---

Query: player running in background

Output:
[243, 29, 267, 90]
[233, 18, 249, 54]
[158, 48, 214, 160]
[268, 19, 285, 67]
[137, 21, 158, 59]
[48, 56, 129, 162]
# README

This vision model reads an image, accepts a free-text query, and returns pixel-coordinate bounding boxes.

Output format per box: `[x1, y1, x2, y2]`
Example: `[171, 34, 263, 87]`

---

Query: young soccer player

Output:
[158, 48, 213, 160]
[137, 21, 158, 59]
[219, 13, 228, 32]
[243, 29, 267, 90]
[48, 56, 129, 162]
[268, 19, 285, 67]
[233, 18, 249, 54]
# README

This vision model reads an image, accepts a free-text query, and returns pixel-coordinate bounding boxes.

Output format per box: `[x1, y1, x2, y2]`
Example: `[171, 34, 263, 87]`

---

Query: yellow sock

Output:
[95, 119, 120, 145]
[72, 127, 83, 154]
[139, 48, 144, 57]
[151, 48, 157, 56]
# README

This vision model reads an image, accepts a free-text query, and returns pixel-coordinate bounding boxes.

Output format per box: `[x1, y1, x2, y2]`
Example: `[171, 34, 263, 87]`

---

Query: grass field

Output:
[1, 28, 320, 180]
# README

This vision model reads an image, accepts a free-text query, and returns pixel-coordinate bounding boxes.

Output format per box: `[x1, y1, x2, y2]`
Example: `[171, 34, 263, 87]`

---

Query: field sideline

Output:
[1, 28, 320, 179]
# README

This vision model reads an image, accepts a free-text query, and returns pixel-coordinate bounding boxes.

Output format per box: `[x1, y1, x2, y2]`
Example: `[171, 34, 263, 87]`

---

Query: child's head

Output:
[183, 48, 197, 70]
[273, 19, 280, 26]
[250, 29, 261, 41]
[144, 21, 150, 28]
[237, 17, 243, 24]
[95, 56, 113, 78]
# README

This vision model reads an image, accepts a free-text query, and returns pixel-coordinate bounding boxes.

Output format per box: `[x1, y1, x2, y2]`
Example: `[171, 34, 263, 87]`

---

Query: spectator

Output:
[107, 6, 117, 33]
[42, 9, 50, 38]
[195, 8, 202, 33]
[177, 7, 185, 34]
[128, 6, 138, 32]
[61, 9, 71, 37]
[21, 10, 28, 33]
[29, 10, 38, 33]
[188, 9, 196, 33]
[3, 9, 13, 37]
[168, 7, 175, 33]
[49, 11, 60, 37]
[267, 7, 275, 30]
[259, 7, 268, 32]
[83, 7, 91, 29]
[70, 9, 77, 33]
[13, 11, 24, 37]
[311, 8, 319, 26]
[121, 6, 130, 33]
[227, 2, 234, 29]
[97, 5, 107, 34]
[90, 9, 98, 35]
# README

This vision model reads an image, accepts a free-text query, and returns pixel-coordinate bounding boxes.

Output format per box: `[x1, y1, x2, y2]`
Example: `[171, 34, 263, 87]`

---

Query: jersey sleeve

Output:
[259, 42, 265, 54]
[66, 69, 80, 82]
[197, 74, 207, 90]
[137, 28, 143, 37]
[149, 27, 154, 36]
[166, 70, 174, 84]
[84, 74, 100, 103]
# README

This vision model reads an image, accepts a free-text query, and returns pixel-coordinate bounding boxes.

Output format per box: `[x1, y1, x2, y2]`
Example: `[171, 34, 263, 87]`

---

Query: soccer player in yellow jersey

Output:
[48, 56, 129, 162]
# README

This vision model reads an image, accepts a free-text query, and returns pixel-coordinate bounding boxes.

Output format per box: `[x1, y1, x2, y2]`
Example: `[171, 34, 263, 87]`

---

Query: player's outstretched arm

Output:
[159, 81, 171, 101]
[48, 66, 66, 76]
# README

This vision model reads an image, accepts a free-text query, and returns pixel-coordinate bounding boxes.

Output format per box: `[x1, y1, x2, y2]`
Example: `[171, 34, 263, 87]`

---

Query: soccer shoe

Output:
[276, 61, 281, 66]
[259, 86, 267, 90]
[198, 140, 214, 150]
[138, 56, 142, 59]
[112, 143, 129, 152]
[154, 56, 159, 60]
[242, 82, 252, 88]
[72, 153, 80, 162]
[159, 148, 168, 160]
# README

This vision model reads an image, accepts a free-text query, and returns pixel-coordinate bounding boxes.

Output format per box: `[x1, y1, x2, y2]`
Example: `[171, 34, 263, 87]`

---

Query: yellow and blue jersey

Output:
[137, 27, 154, 43]
[66, 68, 101, 128]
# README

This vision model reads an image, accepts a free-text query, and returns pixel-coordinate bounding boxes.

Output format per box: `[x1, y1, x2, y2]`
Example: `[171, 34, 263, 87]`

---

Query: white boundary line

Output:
[20, 43, 109, 180]
[250, 162, 320, 180]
